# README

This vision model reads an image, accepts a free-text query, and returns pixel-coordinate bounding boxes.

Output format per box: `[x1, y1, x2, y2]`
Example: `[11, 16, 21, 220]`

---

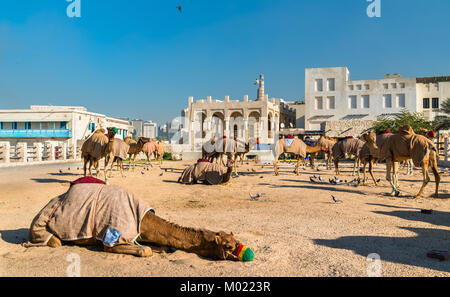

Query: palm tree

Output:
[372, 109, 432, 134]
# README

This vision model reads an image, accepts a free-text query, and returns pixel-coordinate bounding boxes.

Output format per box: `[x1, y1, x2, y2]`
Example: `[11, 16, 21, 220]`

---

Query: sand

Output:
[0, 160, 449, 277]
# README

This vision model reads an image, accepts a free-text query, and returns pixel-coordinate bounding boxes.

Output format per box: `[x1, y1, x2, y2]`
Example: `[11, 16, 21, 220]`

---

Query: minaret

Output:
[256, 74, 264, 101]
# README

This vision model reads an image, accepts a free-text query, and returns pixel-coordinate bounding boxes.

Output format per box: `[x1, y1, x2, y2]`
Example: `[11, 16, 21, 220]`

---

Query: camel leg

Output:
[295, 156, 301, 175]
[415, 163, 430, 199]
[369, 158, 378, 186]
[386, 160, 397, 196]
[334, 159, 340, 175]
[119, 159, 125, 178]
[362, 160, 367, 185]
[104, 243, 152, 257]
[83, 157, 88, 177]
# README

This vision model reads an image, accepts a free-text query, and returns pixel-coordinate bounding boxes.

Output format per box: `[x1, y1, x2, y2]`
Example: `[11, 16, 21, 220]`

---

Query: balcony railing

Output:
[0, 129, 72, 138]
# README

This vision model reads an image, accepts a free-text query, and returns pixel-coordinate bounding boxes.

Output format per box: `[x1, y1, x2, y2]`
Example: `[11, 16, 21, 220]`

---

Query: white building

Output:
[143, 120, 158, 139]
[0, 105, 133, 158]
[304, 67, 450, 135]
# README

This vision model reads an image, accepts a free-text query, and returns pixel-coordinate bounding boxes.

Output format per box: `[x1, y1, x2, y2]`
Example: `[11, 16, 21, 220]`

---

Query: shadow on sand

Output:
[31, 178, 71, 184]
[313, 226, 450, 273]
[0, 228, 29, 244]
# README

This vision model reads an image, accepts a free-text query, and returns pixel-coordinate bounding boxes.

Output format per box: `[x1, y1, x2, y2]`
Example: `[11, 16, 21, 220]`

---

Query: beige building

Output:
[180, 74, 296, 151]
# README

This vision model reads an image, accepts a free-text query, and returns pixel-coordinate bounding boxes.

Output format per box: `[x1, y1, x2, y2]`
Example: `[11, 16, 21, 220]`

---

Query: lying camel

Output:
[81, 128, 112, 177]
[127, 137, 149, 169]
[379, 124, 440, 198]
[273, 136, 324, 176]
[178, 159, 234, 185]
[24, 178, 253, 261]
[332, 136, 364, 175]
[104, 129, 130, 178]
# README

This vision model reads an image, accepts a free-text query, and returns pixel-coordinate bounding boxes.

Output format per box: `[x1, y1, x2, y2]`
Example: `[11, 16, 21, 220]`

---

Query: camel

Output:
[142, 139, 165, 165]
[273, 136, 324, 176]
[202, 136, 218, 162]
[127, 137, 149, 169]
[24, 180, 251, 261]
[379, 124, 440, 198]
[124, 136, 137, 145]
[304, 136, 337, 169]
[81, 128, 111, 177]
[104, 128, 130, 178]
[359, 130, 394, 186]
[178, 159, 234, 185]
[332, 136, 364, 175]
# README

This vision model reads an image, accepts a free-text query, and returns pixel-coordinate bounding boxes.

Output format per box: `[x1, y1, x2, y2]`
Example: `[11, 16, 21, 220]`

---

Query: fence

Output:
[0, 141, 81, 166]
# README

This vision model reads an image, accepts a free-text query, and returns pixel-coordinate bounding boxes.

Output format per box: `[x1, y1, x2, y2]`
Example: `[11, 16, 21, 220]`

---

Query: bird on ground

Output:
[68, 167, 70, 171]
[252, 168, 256, 172]
[249, 193, 259, 201]
[159, 172, 163, 176]
[331, 195, 342, 203]
[141, 171, 145, 175]
[59, 169, 63, 174]
[309, 177, 317, 183]
[329, 178, 336, 184]
[318, 176, 324, 182]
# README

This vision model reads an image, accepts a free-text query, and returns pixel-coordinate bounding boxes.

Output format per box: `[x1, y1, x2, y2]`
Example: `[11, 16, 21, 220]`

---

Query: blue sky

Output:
[0, 0, 449, 124]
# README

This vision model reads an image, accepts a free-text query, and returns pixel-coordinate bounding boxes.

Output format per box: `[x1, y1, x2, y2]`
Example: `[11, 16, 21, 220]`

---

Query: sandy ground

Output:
[0, 159, 449, 277]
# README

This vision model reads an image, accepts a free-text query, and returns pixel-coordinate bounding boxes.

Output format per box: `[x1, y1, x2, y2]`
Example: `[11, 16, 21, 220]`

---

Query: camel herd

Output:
[81, 128, 165, 178]
[81, 124, 440, 199]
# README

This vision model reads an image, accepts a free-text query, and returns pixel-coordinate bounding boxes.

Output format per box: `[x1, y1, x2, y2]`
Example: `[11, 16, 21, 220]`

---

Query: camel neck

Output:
[222, 165, 233, 183]
[139, 212, 218, 258]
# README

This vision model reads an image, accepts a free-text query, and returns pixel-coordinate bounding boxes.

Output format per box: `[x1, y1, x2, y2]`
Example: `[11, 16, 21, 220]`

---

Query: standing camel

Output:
[104, 129, 130, 178]
[24, 180, 253, 261]
[81, 128, 110, 177]
[273, 135, 324, 176]
[379, 125, 440, 198]
[332, 136, 364, 175]
[142, 139, 165, 165]
[312, 136, 337, 170]
[127, 137, 149, 169]
[359, 130, 394, 186]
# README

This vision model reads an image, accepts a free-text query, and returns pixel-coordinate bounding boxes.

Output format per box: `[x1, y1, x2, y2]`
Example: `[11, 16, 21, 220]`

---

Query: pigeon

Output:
[77, 167, 80, 170]
[329, 178, 336, 184]
[165, 169, 167, 172]
[141, 171, 145, 175]
[331, 195, 342, 203]
[176, 6, 182, 12]
[59, 169, 63, 174]
[376, 178, 381, 183]
[318, 176, 324, 182]
[159, 172, 163, 176]
[252, 168, 256, 172]
[68, 167, 70, 171]
[249, 193, 259, 201]
[309, 177, 317, 183]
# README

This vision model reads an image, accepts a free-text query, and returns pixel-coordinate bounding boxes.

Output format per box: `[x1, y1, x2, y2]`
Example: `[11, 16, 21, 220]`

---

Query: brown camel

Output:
[104, 129, 130, 178]
[309, 136, 337, 170]
[127, 137, 149, 169]
[24, 181, 250, 260]
[332, 136, 364, 175]
[273, 136, 324, 176]
[81, 128, 111, 177]
[359, 130, 394, 186]
[178, 159, 234, 185]
[142, 140, 165, 165]
[379, 125, 440, 198]
[124, 136, 137, 145]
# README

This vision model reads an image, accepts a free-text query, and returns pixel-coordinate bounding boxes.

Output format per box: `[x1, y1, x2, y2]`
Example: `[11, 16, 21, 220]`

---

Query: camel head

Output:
[106, 127, 117, 139]
[137, 137, 149, 145]
[363, 130, 377, 145]
[208, 231, 254, 261]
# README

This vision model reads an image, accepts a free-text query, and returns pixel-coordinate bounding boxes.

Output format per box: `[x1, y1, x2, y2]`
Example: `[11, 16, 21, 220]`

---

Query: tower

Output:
[255, 74, 265, 101]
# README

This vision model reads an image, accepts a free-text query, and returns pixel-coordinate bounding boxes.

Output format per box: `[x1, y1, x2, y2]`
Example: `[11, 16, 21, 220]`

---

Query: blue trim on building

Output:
[0, 129, 72, 138]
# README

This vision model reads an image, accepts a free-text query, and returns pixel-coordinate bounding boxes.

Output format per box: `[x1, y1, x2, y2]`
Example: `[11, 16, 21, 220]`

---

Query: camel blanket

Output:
[81, 130, 109, 159]
[111, 139, 130, 159]
[142, 141, 156, 154]
[277, 138, 307, 158]
[332, 138, 364, 159]
[379, 126, 436, 167]
[28, 183, 153, 247]
[179, 161, 228, 185]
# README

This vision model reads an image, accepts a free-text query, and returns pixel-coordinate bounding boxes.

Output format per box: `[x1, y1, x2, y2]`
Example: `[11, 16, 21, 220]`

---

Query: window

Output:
[315, 79, 323, 92]
[432, 98, 439, 109]
[356, 84, 362, 90]
[60, 122, 67, 129]
[399, 83, 405, 88]
[0, 122, 2, 130]
[383, 83, 389, 89]
[327, 79, 335, 91]
[315, 97, 323, 110]
[364, 84, 370, 90]
[327, 96, 335, 109]
[391, 83, 397, 89]
[397, 94, 405, 108]
[384, 95, 392, 108]
[25, 122, 31, 129]
[362, 95, 370, 108]
[349, 96, 357, 109]
[423, 98, 430, 109]
[12, 122, 18, 129]
[348, 85, 354, 91]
